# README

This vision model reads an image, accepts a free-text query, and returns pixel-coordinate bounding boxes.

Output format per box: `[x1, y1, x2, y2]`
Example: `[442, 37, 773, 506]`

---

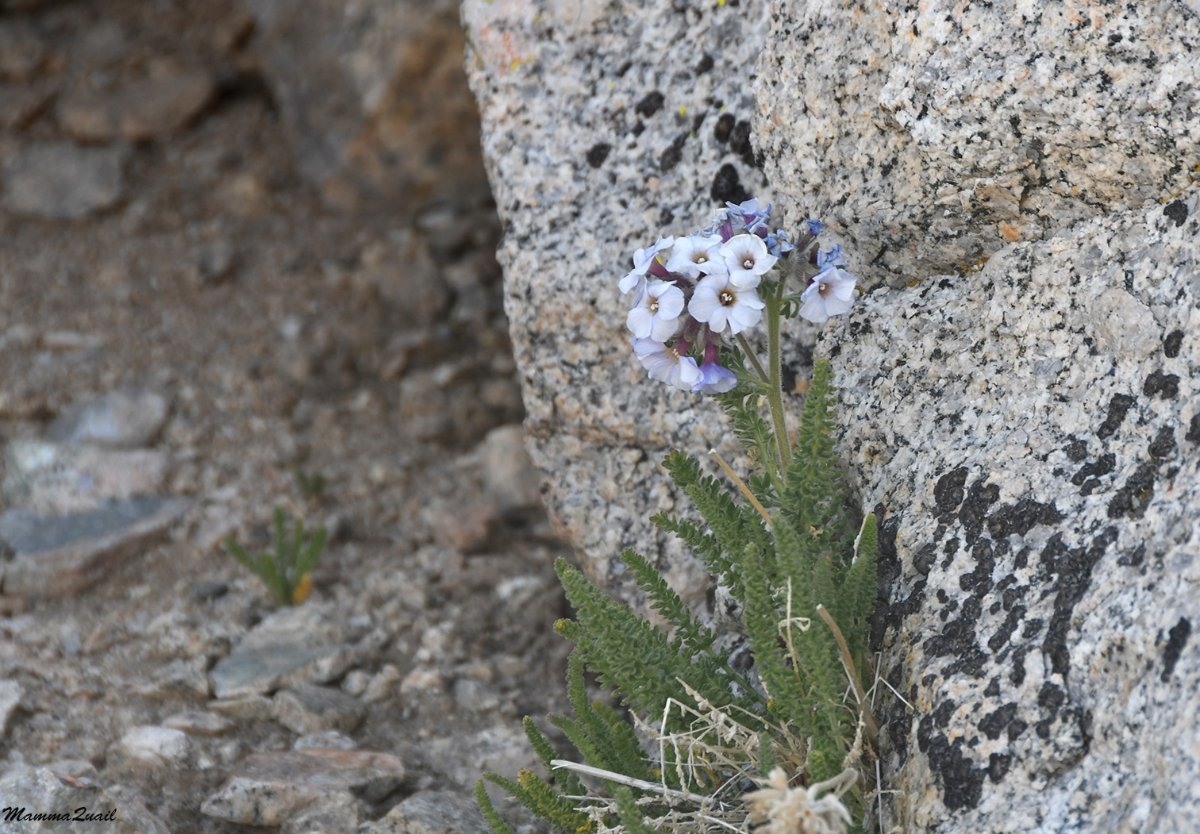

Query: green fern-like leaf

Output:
[475, 780, 517, 834]
[483, 771, 592, 834]
[650, 513, 739, 596]
[555, 558, 759, 733]
[621, 550, 716, 656]
[839, 513, 878, 664]
[661, 451, 771, 583]
[779, 360, 859, 566]
[614, 787, 659, 834]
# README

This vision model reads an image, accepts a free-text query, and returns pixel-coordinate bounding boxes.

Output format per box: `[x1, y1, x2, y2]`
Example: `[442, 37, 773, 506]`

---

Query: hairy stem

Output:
[765, 282, 791, 471]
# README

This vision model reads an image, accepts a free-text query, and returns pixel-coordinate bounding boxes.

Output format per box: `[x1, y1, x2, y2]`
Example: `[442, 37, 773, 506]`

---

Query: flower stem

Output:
[736, 333, 769, 384]
[765, 281, 791, 470]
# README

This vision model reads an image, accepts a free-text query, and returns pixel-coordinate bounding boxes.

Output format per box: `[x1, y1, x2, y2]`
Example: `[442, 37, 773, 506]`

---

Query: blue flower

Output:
[693, 360, 738, 394]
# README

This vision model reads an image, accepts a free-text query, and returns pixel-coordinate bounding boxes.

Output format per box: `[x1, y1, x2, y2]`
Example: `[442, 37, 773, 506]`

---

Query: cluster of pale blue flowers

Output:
[620, 199, 858, 393]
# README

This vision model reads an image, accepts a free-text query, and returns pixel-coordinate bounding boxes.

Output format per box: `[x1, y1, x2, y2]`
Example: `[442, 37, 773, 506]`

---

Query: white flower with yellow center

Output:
[626, 279, 685, 341]
[665, 233, 727, 279]
[687, 272, 765, 336]
[720, 233, 777, 288]
[632, 338, 701, 390]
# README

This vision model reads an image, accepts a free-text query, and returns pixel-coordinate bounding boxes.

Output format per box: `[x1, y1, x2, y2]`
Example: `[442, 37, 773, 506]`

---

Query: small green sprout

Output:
[292, 468, 328, 501]
[223, 508, 327, 606]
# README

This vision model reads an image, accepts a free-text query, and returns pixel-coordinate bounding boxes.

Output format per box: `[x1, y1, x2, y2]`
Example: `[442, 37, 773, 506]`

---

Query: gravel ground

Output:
[0, 2, 568, 830]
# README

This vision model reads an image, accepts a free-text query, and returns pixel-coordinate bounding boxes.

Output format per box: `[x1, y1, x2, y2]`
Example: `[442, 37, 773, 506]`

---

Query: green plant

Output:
[223, 508, 327, 606]
[476, 203, 879, 834]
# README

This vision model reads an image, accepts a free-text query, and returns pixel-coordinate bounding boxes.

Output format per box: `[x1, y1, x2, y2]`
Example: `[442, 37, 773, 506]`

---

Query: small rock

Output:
[363, 663, 402, 703]
[273, 683, 364, 735]
[364, 790, 490, 834]
[49, 390, 170, 448]
[208, 695, 274, 722]
[118, 725, 193, 768]
[479, 424, 542, 514]
[451, 677, 500, 713]
[341, 669, 370, 696]
[163, 710, 232, 737]
[0, 679, 22, 736]
[282, 791, 360, 834]
[424, 725, 531, 789]
[137, 656, 210, 699]
[399, 667, 443, 695]
[192, 240, 239, 286]
[0, 496, 189, 598]
[0, 761, 175, 833]
[58, 69, 216, 143]
[2, 142, 127, 219]
[209, 642, 353, 699]
[293, 731, 356, 751]
[4, 440, 169, 516]
[200, 749, 406, 827]
[209, 603, 356, 698]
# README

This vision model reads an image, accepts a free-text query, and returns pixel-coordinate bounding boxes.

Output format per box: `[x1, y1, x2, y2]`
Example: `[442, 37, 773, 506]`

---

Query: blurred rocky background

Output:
[1, 1, 567, 831]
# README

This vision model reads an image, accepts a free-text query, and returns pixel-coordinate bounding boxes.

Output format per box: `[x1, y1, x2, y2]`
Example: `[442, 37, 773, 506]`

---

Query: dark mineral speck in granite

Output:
[1107, 460, 1158, 519]
[1163, 329, 1184, 358]
[934, 467, 969, 516]
[1143, 369, 1180, 399]
[710, 162, 749, 204]
[1064, 438, 1089, 462]
[585, 143, 611, 168]
[634, 90, 664, 118]
[1148, 426, 1177, 459]
[729, 119, 754, 165]
[1187, 413, 1200, 444]
[1097, 393, 1136, 439]
[713, 112, 735, 143]
[1163, 199, 1189, 227]
[986, 498, 1064, 539]
[1161, 617, 1191, 681]
[979, 703, 1019, 740]
[659, 133, 687, 172]
[919, 703, 986, 810]
[959, 478, 1000, 545]
[1072, 452, 1114, 486]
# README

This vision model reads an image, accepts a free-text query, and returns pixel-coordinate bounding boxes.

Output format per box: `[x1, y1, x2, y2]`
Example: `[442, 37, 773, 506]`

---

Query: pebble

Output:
[281, 791, 360, 834]
[163, 710, 232, 737]
[293, 731, 357, 751]
[0, 761, 177, 833]
[272, 683, 365, 735]
[478, 424, 542, 514]
[4, 441, 169, 516]
[0, 496, 189, 598]
[49, 390, 170, 448]
[0, 679, 23, 737]
[363, 790, 490, 834]
[58, 69, 216, 143]
[207, 695, 273, 722]
[117, 725, 193, 768]
[200, 749, 406, 827]
[2, 142, 127, 219]
[209, 642, 353, 699]
[423, 725, 531, 789]
[209, 602, 356, 698]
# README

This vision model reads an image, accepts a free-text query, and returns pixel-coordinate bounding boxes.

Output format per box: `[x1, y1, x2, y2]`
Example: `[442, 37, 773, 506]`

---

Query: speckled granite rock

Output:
[822, 191, 1199, 831]
[468, 0, 1200, 830]
[463, 0, 793, 606]
[754, 0, 1200, 289]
